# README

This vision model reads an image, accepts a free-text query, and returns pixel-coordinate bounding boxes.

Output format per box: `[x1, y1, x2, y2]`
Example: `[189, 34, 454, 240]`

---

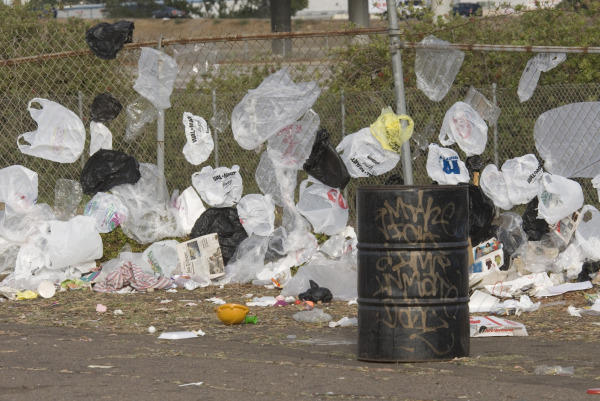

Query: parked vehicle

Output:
[397, 0, 428, 19]
[152, 6, 187, 18]
[452, 2, 482, 16]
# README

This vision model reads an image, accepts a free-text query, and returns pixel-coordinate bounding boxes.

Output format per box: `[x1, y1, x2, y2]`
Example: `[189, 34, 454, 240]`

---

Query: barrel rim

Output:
[356, 184, 469, 191]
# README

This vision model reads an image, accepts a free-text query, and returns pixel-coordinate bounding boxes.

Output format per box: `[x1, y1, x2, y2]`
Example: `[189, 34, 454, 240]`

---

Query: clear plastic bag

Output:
[231, 68, 320, 150]
[223, 234, 269, 284]
[133, 47, 178, 110]
[426, 143, 470, 185]
[236, 194, 275, 237]
[464, 86, 501, 126]
[18, 98, 85, 163]
[191, 165, 243, 208]
[84, 192, 128, 233]
[142, 239, 179, 277]
[267, 109, 319, 169]
[296, 178, 348, 236]
[125, 97, 157, 142]
[0, 165, 38, 214]
[439, 101, 488, 156]
[480, 164, 514, 210]
[255, 151, 297, 207]
[89, 121, 112, 156]
[54, 179, 82, 221]
[537, 173, 583, 225]
[369, 107, 414, 153]
[335, 127, 400, 178]
[501, 154, 543, 205]
[518, 53, 566, 103]
[182, 112, 214, 165]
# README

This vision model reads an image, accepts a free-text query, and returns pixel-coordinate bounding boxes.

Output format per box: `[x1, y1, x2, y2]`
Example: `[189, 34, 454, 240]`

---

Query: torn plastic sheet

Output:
[267, 109, 319, 169]
[133, 47, 178, 110]
[89, 122, 113, 156]
[415, 35, 465, 102]
[534, 102, 600, 178]
[464, 86, 501, 126]
[231, 68, 320, 150]
[518, 53, 566, 102]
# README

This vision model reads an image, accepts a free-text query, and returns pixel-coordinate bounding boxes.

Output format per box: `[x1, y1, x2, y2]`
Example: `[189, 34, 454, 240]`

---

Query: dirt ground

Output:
[1, 284, 600, 400]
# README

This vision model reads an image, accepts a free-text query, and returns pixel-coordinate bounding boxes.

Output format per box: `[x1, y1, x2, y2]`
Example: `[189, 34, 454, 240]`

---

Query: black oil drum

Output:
[357, 185, 470, 362]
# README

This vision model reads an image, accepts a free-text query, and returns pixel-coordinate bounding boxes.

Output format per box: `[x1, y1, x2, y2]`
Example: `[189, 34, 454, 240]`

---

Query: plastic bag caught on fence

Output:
[0, 165, 38, 214]
[336, 127, 400, 178]
[85, 20, 134, 60]
[534, 102, 600, 178]
[370, 107, 414, 153]
[231, 68, 320, 150]
[54, 179, 82, 221]
[522, 198, 549, 241]
[426, 144, 470, 185]
[190, 207, 248, 264]
[80, 149, 141, 195]
[575, 205, 600, 261]
[464, 86, 501, 126]
[125, 97, 158, 142]
[84, 192, 128, 233]
[173, 186, 205, 235]
[191, 165, 243, 207]
[303, 129, 350, 189]
[91, 92, 122, 123]
[480, 164, 514, 210]
[182, 112, 214, 165]
[133, 47, 178, 110]
[18, 98, 86, 164]
[255, 151, 297, 207]
[536, 173, 583, 225]
[415, 35, 465, 102]
[518, 53, 566, 102]
[90, 122, 113, 156]
[237, 194, 275, 237]
[296, 178, 348, 236]
[501, 154, 543, 205]
[439, 101, 488, 156]
[46, 215, 103, 270]
[267, 109, 319, 169]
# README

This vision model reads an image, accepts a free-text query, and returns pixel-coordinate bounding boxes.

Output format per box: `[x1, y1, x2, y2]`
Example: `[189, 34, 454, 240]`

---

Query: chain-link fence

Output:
[1, 22, 599, 225]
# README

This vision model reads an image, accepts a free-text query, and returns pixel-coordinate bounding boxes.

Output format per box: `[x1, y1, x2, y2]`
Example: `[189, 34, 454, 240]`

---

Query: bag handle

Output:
[27, 98, 47, 121]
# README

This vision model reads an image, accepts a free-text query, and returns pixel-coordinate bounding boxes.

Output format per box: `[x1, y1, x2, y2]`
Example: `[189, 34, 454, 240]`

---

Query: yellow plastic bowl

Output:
[216, 303, 249, 325]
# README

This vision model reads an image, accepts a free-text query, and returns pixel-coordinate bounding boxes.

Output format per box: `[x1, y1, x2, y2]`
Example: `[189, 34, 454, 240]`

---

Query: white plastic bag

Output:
[335, 127, 400, 178]
[84, 192, 128, 233]
[18, 98, 85, 163]
[46, 215, 103, 270]
[575, 205, 600, 261]
[237, 194, 275, 237]
[142, 239, 179, 277]
[439, 101, 488, 156]
[480, 164, 514, 210]
[231, 68, 321, 150]
[593, 174, 600, 202]
[255, 151, 297, 207]
[182, 112, 214, 165]
[501, 154, 543, 205]
[89, 121, 112, 156]
[191, 165, 243, 207]
[296, 178, 348, 235]
[174, 186, 205, 235]
[0, 165, 38, 214]
[425, 143, 469, 185]
[224, 235, 269, 284]
[133, 47, 178, 110]
[267, 109, 319, 169]
[537, 173, 583, 225]
[0, 203, 55, 243]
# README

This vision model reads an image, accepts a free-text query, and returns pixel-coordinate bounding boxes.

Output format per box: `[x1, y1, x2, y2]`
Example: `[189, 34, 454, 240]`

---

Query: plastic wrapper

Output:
[296, 178, 348, 236]
[426, 143, 470, 185]
[80, 149, 141, 195]
[190, 207, 248, 264]
[236, 194, 275, 237]
[85, 20, 134, 60]
[84, 192, 128, 233]
[182, 112, 214, 165]
[255, 151, 297, 207]
[89, 122, 113, 156]
[522, 198, 550, 241]
[231, 68, 320, 150]
[336, 127, 400, 178]
[536, 173, 583, 225]
[54, 179, 82, 221]
[18, 98, 85, 163]
[90, 92, 122, 123]
[369, 107, 414, 153]
[303, 128, 350, 189]
[518, 53, 566, 102]
[464, 86, 501, 126]
[0, 165, 38, 214]
[480, 164, 513, 210]
[133, 47, 178, 110]
[415, 35, 465, 102]
[191, 165, 243, 208]
[439, 101, 488, 156]
[267, 109, 319, 169]
[534, 102, 600, 178]
[469, 184, 496, 246]
[501, 154, 543, 205]
[125, 97, 158, 142]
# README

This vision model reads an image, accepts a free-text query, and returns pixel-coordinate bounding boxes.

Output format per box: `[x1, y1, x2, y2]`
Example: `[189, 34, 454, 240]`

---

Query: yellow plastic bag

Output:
[369, 107, 414, 153]
[16, 290, 38, 300]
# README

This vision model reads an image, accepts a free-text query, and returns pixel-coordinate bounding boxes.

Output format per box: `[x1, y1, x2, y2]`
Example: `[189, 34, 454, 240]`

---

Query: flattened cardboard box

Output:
[470, 316, 528, 337]
[176, 233, 224, 280]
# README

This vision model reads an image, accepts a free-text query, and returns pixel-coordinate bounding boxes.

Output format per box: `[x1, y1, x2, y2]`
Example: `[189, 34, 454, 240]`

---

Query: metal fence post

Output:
[341, 89, 348, 201]
[157, 35, 165, 194]
[386, 0, 413, 185]
[492, 83, 499, 167]
[77, 90, 85, 169]
[212, 88, 219, 167]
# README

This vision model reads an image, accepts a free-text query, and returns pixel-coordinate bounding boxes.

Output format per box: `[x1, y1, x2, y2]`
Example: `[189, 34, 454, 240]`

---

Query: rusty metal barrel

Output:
[357, 185, 470, 362]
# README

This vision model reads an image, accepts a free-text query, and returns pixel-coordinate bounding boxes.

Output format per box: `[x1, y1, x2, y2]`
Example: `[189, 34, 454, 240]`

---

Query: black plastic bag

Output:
[465, 155, 484, 174]
[298, 280, 333, 303]
[80, 149, 141, 195]
[578, 261, 600, 282]
[85, 20, 134, 60]
[91, 93, 123, 123]
[522, 198, 549, 241]
[469, 184, 496, 246]
[191, 208, 248, 265]
[303, 129, 350, 190]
